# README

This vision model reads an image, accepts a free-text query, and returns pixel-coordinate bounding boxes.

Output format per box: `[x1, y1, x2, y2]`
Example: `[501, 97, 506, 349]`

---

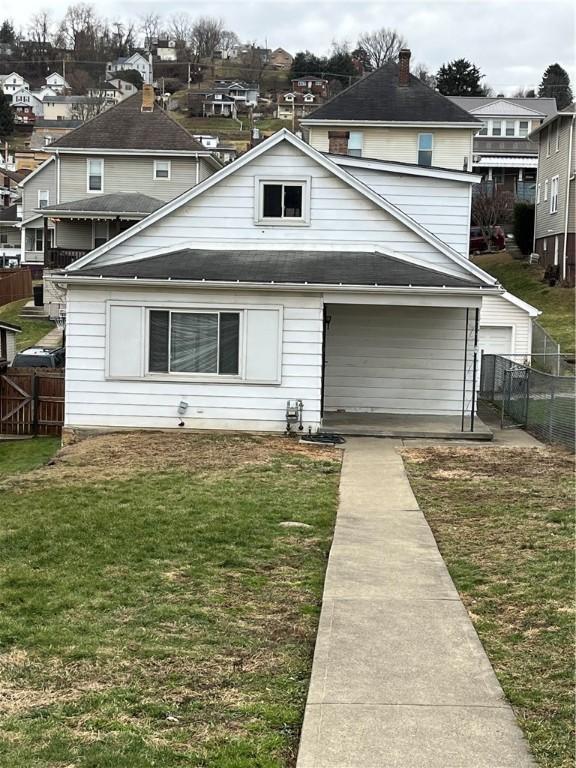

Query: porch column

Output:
[518, 168, 523, 181]
[43, 217, 49, 263]
[487, 167, 493, 181]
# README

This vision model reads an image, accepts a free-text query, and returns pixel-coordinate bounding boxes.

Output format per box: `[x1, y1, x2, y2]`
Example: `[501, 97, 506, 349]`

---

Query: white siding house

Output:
[54, 130, 504, 438]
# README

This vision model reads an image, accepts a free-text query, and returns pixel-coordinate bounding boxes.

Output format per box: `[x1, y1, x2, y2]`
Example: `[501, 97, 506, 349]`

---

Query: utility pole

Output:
[187, 62, 191, 89]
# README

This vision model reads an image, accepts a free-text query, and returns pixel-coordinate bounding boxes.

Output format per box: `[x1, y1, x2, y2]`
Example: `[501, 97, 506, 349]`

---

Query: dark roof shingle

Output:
[305, 61, 480, 124]
[49, 94, 206, 152]
[72, 249, 492, 289]
[43, 192, 163, 215]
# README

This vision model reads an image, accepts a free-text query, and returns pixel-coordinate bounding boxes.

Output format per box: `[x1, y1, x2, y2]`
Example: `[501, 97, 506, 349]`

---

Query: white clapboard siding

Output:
[65, 285, 323, 432]
[324, 304, 474, 415]
[480, 294, 532, 355]
[344, 167, 471, 256]
[93, 142, 470, 278]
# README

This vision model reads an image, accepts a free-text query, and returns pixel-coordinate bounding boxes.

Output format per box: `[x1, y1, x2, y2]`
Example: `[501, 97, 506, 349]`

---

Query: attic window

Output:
[256, 178, 310, 225]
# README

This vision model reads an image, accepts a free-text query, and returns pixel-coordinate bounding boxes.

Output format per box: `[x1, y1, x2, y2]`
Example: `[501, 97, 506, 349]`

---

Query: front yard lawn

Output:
[404, 445, 574, 768]
[0, 437, 60, 477]
[0, 432, 341, 767]
[474, 252, 575, 354]
[0, 299, 55, 351]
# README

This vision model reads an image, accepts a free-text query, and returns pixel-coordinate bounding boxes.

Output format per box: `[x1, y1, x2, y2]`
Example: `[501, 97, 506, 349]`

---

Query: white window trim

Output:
[550, 175, 559, 214]
[536, 182, 541, 205]
[347, 131, 364, 157]
[111, 301, 285, 384]
[254, 176, 311, 226]
[146, 308, 243, 379]
[555, 124, 560, 152]
[544, 178, 548, 201]
[546, 128, 551, 157]
[37, 189, 49, 208]
[153, 159, 171, 180]
[417, 132, 434, 165]
[86, 158, 104, 193]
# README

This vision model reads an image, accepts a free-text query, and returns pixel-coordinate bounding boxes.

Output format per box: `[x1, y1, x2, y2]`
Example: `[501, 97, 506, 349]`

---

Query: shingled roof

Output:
[48, 93, 208, 153]
[303, 60, 480, 124]
[41, 192, 163, 216]
[71, 248, 493, 289]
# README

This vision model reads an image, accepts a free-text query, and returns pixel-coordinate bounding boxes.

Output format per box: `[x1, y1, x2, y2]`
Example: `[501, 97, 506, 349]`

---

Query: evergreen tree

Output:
[0, 20, 15, 44]
[0, 90, 14, 140]
[538, 63, 573, 110]
[436, 58, 486, 96]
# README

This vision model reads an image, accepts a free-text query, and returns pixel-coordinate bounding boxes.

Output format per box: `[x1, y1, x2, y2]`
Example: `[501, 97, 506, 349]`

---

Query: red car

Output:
[469, 226, 505, 254]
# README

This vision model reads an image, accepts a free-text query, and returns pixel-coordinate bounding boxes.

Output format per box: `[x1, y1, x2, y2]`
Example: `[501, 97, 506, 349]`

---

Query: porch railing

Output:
[45, 248, 90, 269]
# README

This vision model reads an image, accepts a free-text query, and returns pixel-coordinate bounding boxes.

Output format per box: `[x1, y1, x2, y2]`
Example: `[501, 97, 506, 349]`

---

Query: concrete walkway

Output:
[297, 439, 535, 768]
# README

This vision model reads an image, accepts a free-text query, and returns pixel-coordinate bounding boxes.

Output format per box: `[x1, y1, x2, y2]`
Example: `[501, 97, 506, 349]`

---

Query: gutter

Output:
[301, 119, 481, 129]
[53, 274, 501, 295]
[562, 116, 574, 281]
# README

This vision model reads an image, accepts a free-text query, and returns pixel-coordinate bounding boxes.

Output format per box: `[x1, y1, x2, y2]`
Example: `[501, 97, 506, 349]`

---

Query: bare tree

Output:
[238, 42, 269, 85]
[356, 27, 406, 69]
[413, 62, 436, 89]
[191, 16, 224, 60]
[110, 20, 136, 57]
[219, 29, 239, 56]
[55, 3, 107, 56]
[169, 12, 193, 48]
[28, 11, 54, 48]
[140, 12, 161, 49]
[472, 186, 513, 251]
[72, 92, 109, 120]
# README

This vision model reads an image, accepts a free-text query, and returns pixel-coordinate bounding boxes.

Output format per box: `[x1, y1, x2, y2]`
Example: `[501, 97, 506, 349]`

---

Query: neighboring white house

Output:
[106, 53, 153, 85]
[11, 87, 44, 117]
[45, 72, 70, 94]
[54, 129, 526, 439]
[0, 72, 29, 97]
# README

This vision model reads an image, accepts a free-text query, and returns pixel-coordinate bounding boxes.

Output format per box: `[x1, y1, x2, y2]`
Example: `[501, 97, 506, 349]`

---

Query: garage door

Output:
[478, 325, 513, 357]
[477, 326, 513, 389]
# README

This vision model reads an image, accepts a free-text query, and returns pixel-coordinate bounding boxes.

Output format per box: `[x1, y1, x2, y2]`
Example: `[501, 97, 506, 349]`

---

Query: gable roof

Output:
[302, 61, 479, 125]
[71, 248, 493, 289]
[448, 96, 557, 118]
[529, 102, 575, 138]
[46, 93, 210, 153]
[65, 129, 497, 286]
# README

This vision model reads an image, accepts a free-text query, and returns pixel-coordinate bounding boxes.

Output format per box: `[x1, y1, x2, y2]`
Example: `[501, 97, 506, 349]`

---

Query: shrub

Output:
[513, 202, 535, 255]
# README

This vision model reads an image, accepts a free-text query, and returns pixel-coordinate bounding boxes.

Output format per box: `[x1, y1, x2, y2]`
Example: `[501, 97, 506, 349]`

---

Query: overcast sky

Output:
[8, 0, 576, 95]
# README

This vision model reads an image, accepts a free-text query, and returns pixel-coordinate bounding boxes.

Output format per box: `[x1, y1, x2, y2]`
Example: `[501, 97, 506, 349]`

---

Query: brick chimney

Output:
[141, 84, 155, 112]
[328, 130, 349, 155]
[398, 49, 411, 87]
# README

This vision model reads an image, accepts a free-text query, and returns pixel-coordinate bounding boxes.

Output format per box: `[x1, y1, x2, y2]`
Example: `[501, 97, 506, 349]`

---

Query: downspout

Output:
[195, 153, 199, 186]
[561, 117, 574, 281]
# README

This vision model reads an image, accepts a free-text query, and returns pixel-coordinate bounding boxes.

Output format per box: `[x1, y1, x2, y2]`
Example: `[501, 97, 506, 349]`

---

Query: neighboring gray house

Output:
[0, 203, 21, 265]
[19, 88, 221, 267]
[530, 103, 576, 284]
[214, 80, 259, 106]
[447, 96, 557, 202]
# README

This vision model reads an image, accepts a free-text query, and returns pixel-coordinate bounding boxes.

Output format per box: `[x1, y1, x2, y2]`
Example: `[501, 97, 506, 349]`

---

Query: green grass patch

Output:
[0, 299, 55, 351]
[0, 432, 340, 767]
[474, 252, 575, 354]
[0, 437, 60, 477]
[404, 445, 574, 768]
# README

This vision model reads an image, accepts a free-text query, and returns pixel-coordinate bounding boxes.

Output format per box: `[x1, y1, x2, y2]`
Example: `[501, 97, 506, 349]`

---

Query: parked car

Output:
[12, 347, 65, 368]
[469, 226, 505, 254]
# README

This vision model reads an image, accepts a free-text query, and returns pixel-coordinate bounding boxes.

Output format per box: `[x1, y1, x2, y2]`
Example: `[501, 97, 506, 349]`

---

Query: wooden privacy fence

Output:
[0, 268, 33, 307]
[0, 367, 65, 436]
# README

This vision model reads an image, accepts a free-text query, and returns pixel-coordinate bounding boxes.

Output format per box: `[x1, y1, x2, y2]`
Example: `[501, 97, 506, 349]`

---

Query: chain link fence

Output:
[479, 354, 575, 451]
[531, 321, 575, 376]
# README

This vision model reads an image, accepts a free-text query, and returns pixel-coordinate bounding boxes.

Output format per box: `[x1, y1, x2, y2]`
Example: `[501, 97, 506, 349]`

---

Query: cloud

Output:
[8, 0, 575, 95]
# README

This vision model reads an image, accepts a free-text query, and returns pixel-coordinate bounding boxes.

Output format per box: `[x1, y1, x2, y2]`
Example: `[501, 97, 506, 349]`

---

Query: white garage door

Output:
[477, 326, 513, 389]
[479, 325, 513, 357]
